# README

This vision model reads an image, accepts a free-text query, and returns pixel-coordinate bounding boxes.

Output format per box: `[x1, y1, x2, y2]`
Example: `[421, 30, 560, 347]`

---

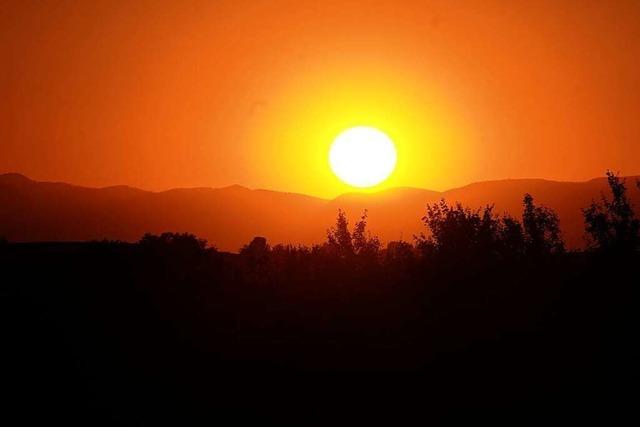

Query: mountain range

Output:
[2, 173, 639, 251]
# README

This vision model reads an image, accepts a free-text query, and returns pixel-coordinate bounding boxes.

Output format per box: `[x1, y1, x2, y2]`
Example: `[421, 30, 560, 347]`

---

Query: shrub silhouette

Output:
[583, 171, 640, 252]
[139, 232, 209, 258]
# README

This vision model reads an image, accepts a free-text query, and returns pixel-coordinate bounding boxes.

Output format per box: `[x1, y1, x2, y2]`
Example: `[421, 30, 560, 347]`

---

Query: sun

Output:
[329, 126, 397, 188]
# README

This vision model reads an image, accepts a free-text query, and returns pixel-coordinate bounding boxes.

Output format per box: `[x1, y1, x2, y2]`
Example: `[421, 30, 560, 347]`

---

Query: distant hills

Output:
[1, 172, 639, 251]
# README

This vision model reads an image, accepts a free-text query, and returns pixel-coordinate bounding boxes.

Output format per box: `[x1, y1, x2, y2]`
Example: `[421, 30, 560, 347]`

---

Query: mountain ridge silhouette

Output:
[2, 172, 639, 251]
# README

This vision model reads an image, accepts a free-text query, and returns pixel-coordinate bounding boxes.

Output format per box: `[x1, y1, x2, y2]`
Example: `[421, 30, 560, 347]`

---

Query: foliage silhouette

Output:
[416, 195, 564, 262]
[522, 193, 564, 255]
[140, 232, 209, 255]
[417, 201, 501, 260]
[326, 208, 354, 257]
[583, 171, 640, 252]
[325, 209, 381, 262]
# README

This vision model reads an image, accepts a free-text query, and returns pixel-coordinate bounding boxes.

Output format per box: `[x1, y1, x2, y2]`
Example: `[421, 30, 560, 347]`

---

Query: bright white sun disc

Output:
[329, 126, 397, 187]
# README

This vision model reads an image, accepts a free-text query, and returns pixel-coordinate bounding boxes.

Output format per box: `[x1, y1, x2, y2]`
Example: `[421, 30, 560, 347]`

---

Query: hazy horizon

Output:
[4, 169, 640, 252]
[3, 170, 639, 197]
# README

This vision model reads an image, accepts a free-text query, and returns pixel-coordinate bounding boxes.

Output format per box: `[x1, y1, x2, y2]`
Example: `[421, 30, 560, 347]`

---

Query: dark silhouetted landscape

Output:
[3, 172, 639, 423]
[4, 1, 640, 423]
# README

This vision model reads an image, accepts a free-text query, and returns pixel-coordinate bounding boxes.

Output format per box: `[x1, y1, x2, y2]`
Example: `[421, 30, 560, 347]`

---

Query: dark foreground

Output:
[2, 240, 638, 424]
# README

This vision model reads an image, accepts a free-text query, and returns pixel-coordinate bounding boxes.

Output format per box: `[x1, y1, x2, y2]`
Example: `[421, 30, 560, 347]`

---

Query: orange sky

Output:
[2, 0, 640, 198]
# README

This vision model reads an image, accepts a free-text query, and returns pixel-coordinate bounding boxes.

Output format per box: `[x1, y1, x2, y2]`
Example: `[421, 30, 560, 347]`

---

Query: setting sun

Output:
[329, 126, 397, 188]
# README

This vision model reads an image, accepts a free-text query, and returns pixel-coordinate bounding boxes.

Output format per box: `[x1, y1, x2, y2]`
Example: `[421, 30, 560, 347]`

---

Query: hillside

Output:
[1, 173, 639, 250]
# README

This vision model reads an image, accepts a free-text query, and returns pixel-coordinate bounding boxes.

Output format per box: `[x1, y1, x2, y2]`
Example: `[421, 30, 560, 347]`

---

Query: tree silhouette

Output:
[499, 214, 526, 256]
[352, 210, 381, 258]
[139, 232, 209, 257]
[326, 209, 380, 260]
[522, 194, 564, 255]
[419, 200, 500, 259]
[327, 209, 354, 258]
[384, 240, 416, 270]
[419, 196, 564, 260]
[583, 171, 640, 252]
[352, 210, 368, 253]
[240, 236, 271, 272]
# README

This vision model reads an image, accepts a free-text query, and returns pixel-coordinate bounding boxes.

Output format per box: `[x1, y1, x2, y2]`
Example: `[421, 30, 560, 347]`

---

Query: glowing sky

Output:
[2, 0, 640, 197]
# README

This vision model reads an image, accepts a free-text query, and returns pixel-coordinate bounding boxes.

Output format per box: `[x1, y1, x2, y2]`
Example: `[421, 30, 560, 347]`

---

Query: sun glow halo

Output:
[329, 126, 397, 188]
